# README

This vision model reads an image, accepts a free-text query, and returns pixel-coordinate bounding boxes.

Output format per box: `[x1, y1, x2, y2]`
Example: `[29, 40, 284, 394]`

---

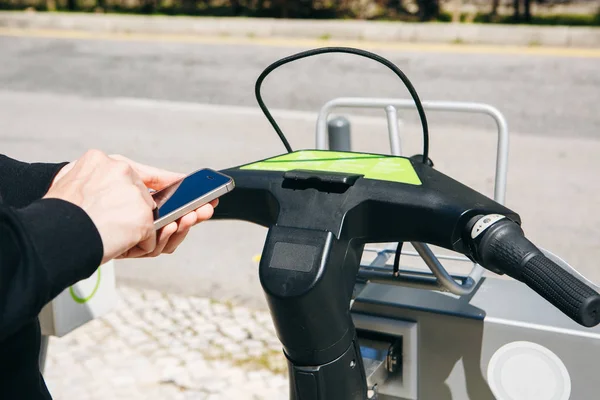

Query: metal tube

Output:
[315, 97, 510, 295]
[384, 105, 401, 156]
[368, 248, 472, 262]
[357, 268, 472, 294]
[316, 97, 508, 205]
[412, 242, 476, 296]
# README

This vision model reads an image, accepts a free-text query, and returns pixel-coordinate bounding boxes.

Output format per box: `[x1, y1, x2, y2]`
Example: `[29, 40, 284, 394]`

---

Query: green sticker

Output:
[241, 150, 422, 185]
[69, 267, 102, 304]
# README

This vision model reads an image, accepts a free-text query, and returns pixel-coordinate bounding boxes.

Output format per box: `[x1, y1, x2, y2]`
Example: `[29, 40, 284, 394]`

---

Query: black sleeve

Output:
[0, 154, 69, 208]
[0, 199, 104, 341]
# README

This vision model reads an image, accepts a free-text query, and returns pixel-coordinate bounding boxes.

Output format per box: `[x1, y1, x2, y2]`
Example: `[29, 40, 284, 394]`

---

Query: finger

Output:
[145, 221, 178, 258]
[137, 233, 157, 254]
[162, 229, 191, 255]
[117, 246, 143, 259]
[115, 247, 135, 259]
[160, 204, 212, 254]
[144, 169, 185, 191]
[134, 213, 158, 256]
[179, 210, 199, 231]
[110, 155, 185, 190]
[122, 217, 182, 259]
[133, 177, 156, 209]
[161, 212, 198, 254]
[194, 203, 215, 224]
[125, 236, 156, 258]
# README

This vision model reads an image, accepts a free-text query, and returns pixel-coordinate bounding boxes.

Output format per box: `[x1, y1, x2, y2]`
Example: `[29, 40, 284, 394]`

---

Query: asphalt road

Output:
[1, 34, 599, 139]
[1, 32, 600, 311]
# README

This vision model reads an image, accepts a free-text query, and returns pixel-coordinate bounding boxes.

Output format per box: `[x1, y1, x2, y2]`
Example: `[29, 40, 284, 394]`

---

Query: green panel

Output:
[240, 150, 422, 185]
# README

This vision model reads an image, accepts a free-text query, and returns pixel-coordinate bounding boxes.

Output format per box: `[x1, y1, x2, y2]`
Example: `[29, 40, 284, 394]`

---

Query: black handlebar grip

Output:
[475, 218, 600, 328]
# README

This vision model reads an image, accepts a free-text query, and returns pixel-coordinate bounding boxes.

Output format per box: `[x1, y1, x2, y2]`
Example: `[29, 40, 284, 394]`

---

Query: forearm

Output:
[0, 155, 68, 208]
[0, 200, 103, 340]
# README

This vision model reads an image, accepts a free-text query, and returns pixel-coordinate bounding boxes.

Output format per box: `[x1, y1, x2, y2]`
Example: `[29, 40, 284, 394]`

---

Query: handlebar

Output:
[467, 215, 600, 327]
[207, 45, 598, 400]
[212, 150, 600, 400]
[214, 152, 600, 329]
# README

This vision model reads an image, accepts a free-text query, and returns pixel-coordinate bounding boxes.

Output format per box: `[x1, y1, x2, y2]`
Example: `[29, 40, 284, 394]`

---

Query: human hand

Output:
[51, 153, 217, 260]
[45, 150, 158, 264]
[106, 154, 218, 259]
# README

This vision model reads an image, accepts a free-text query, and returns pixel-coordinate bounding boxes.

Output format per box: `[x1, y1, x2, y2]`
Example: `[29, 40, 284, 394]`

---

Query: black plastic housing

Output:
[210, 150, 600, 399]
[288, 336, 366, 400]
[211, 151, 520, 399]
[214, 153, 519, 250]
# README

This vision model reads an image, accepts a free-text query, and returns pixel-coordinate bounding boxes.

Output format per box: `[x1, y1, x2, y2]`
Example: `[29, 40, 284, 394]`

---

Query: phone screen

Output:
[152, 169, 230, 219]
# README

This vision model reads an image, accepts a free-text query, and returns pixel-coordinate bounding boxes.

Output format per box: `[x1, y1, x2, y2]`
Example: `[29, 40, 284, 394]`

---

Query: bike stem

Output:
[259, 225, 368, 400]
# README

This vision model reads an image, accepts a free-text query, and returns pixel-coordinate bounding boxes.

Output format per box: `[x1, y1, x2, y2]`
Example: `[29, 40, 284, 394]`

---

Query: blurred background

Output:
[1, 0, 600, 25]
[1, 1, 599, 399]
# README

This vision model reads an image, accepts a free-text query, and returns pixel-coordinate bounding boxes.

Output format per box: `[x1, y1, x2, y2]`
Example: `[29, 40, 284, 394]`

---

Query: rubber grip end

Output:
[580, 295, 600, 328]
[522, 254, 600, 328]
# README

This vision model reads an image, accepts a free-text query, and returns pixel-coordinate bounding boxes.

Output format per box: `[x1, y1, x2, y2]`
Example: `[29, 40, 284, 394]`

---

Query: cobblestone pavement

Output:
[43, 286, 289, 399]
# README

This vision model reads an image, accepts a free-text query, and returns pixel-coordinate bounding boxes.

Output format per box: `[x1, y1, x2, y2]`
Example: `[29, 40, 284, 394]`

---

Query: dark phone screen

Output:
[152, 169, 230, 219]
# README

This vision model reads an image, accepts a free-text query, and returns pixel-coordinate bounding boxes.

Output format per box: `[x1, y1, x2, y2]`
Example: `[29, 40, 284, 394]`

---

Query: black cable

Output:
[393, 241, 403, 277]
[254, 47, 430, 164]
[255, 47, 429, 274]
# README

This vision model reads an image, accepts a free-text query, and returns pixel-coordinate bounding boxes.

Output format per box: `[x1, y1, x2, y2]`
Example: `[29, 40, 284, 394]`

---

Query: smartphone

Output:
[151, 168, 234, 230]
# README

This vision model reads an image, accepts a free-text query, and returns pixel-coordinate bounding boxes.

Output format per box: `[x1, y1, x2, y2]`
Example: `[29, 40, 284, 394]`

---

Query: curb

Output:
[1, 11, 599, 48]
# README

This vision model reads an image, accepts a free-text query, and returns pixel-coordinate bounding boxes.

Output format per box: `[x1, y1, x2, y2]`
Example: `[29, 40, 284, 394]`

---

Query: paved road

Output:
[45, 285, 288, 399]
[1, 33, 599, 139]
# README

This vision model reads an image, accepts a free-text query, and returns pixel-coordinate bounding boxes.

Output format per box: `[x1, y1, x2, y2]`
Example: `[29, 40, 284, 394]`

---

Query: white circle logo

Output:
[487, 341, 571, 400]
